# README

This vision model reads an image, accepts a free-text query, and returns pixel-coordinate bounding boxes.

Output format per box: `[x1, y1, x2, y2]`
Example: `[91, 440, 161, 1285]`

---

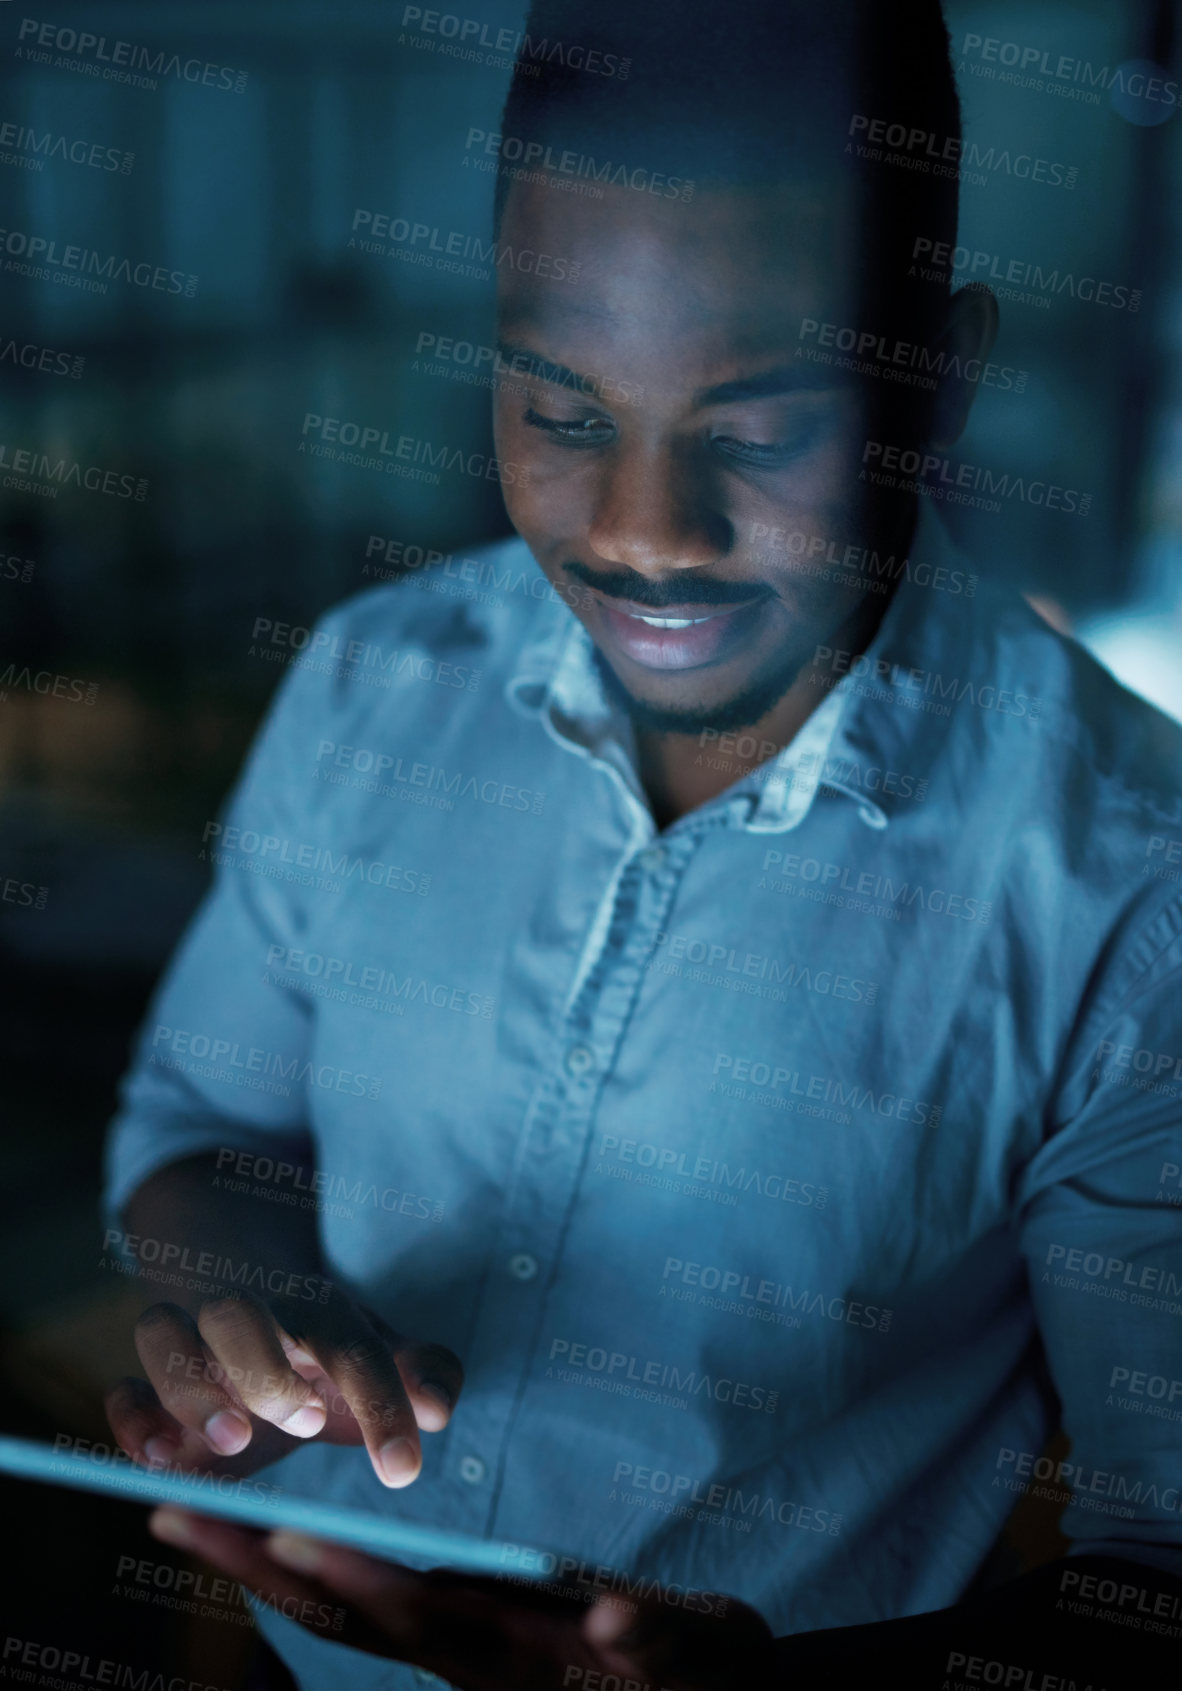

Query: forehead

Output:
[496, 177, 866, 364]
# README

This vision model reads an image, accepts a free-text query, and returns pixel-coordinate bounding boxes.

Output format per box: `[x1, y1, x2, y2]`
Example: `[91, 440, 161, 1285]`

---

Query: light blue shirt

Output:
[104, 506, 1182, 1691]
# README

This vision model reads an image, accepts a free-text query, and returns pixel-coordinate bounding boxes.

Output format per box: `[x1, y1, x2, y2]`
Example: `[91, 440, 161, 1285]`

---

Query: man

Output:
[103, 2, 1182, 1687]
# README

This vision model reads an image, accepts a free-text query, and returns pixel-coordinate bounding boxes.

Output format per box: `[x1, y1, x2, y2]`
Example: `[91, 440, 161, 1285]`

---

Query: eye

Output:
[710, 422, 820, 468]
[523, 406, 616, 447]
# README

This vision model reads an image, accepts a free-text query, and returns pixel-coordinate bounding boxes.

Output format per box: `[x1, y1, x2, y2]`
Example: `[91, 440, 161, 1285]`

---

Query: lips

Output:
[591, 591, 769, 672]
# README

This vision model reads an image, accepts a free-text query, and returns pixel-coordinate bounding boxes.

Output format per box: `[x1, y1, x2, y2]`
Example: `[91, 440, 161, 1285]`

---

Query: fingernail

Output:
[267, 1532, 323, 1573]
[149, 1508, 193, 1547]
[280, 1399, 327, 1438]
[204, 1409, 252, 1454]
[378, 1436, 420, 1487]
[419, 1380, 452, 1413]
[144, 1436, 178, 1468]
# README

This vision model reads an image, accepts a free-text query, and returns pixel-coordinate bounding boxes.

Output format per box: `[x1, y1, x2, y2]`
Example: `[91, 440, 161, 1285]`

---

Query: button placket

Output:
[452, 820, 715, 1534]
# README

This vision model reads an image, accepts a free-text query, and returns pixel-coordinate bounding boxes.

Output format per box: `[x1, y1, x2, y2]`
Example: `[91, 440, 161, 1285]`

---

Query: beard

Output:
[590, 641, 810, 736]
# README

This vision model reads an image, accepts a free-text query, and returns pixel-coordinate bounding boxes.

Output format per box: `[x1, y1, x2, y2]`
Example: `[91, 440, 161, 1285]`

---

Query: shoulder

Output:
[966, 583, 1182, 840]
[958, 584, 1182, 993]
[277, 534, 566, 716]
[243, 534, 568, 775]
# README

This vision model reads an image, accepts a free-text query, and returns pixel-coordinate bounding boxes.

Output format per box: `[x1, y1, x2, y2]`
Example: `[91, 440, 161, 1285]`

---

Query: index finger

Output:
[283, 1304, 424, 1487]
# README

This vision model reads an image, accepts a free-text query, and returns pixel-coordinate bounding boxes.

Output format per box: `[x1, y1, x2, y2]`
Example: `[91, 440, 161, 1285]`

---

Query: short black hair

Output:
[493, 0, 961, 319]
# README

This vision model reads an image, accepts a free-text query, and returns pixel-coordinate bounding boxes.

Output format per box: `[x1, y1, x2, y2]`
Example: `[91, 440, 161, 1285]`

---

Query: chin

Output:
[593, 648, 806, 738]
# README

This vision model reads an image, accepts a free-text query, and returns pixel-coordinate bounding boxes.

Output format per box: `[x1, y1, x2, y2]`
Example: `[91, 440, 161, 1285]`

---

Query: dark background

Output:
[0, 0, 1179, 1678]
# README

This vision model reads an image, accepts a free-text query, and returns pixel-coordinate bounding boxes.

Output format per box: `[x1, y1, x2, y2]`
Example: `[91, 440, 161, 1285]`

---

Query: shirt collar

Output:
[814, 499, 977, 828]
[505, 501, 976, 833]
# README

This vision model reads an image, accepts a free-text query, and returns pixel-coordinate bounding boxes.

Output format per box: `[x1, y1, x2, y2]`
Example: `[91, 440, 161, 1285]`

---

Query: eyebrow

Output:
[696, 364, 838, 404]
[496, 340, 606, 396]
[496, 340, 837, 404]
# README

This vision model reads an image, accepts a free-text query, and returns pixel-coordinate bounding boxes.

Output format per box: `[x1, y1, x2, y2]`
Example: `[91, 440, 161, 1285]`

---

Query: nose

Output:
[586, 442, 729, 576]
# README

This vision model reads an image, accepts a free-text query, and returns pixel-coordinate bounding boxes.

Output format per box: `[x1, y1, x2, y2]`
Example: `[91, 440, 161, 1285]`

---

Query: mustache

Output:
[562, 561, 771, 608]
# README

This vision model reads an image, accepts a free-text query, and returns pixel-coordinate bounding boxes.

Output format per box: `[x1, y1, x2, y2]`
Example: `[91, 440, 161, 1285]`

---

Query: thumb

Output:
[582, 1590, 773, 1688]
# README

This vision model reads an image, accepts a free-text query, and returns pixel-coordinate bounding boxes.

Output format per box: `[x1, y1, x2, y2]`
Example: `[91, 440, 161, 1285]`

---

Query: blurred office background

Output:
[0, 0, 1179, 1675]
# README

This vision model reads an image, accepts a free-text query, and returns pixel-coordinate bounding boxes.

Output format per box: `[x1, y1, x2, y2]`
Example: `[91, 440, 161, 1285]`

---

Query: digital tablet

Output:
[0, 1434, 551, 1579]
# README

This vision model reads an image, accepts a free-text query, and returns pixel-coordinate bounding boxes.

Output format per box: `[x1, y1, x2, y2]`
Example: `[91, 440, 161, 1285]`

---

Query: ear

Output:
[926, 284, 1001, 450]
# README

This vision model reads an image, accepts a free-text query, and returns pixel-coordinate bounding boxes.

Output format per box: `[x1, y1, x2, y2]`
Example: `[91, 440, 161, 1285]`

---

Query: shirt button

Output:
[459, 1455, 486, 1484]
[508, 1252, 538, 1281]
[638, 844, 667, 872]
[565, 1044, 595, 1077]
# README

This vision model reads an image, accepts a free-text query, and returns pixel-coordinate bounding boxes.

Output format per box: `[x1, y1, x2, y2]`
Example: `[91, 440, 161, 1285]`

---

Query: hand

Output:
[106, 1289, 463, 1489]
[147, 1510, 774, 1691]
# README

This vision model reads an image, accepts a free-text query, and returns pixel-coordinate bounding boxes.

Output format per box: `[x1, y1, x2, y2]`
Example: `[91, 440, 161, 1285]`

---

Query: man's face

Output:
[494, 175, 911, 734]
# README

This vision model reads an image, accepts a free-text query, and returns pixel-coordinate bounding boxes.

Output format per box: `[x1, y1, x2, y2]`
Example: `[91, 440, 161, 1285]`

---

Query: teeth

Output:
[634, 613, 714, 628]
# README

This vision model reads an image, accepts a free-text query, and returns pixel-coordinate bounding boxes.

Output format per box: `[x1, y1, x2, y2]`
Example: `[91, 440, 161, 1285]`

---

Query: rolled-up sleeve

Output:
[1017, 892, 1182, 1577]
[102, 615, 350, 1224]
